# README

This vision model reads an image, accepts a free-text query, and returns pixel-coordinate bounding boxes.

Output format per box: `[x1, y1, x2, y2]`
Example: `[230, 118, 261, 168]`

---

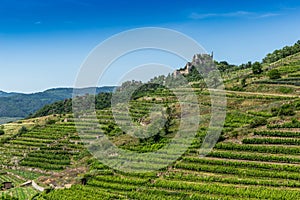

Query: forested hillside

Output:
[0, 87, 115, 119]
[263, 40, 300, 64]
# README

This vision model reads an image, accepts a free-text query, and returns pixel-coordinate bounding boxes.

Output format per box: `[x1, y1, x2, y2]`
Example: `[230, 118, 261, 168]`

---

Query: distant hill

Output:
[0, 87, 115, 118]
[30, 92, 112, 118]
[0, 90, 22, 97]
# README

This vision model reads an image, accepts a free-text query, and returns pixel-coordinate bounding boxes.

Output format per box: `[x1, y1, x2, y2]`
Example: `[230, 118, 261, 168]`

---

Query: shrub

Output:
[241, 78, 247, 87]
[271, 104, 295, 116]
[268, 69, 281, 79]
[250, 117, 267, 128]
[230, 85, 245, 91]
[46, 119, 56, 125]
[18, 126, 28, 134]
[252, 62, 263, 74]
[278, 87, 293, 94]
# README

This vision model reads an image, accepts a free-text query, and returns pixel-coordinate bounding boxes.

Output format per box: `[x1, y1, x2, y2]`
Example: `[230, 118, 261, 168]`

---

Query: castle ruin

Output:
[173, 53, 213, 77]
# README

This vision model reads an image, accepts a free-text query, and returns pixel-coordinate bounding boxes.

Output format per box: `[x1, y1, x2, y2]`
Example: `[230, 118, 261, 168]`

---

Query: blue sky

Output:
[1, 0, 300, 93]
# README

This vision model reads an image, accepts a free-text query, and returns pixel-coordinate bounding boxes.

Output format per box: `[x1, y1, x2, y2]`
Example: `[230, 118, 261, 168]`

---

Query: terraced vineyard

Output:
[1, 187, 38, 200]
[1, 52, 300, 200]
[0, 117, 85, 199]
[34, 82, 300, 199]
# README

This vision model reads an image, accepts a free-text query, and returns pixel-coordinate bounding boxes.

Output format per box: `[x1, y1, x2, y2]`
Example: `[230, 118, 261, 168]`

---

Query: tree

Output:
[246, 61, 252, 69]
[163, 107, 172, 135]
[252, 62, 263, 74]
[263, 40, 300, 63]
[18, 126, 28, 134]
[152, 106, 173, 143]
[185, 66, 203, 82]
[241, 78, 247, 87]
[268, 69, 281, 80]
[207, 70, 221, 88]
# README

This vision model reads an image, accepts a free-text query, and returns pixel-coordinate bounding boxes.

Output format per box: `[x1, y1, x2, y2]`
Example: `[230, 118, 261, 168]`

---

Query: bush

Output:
[18, 126, 28, 134]
[252, 62, 263, 74]
[268, 69, 281, 79]
[271, 104, 295, 116]
[250, 117, 267, 128]
[46, 119, 56, 125]
[229, 85, 245, 91]
[0, 129, 4, 135]
[241, 78, 247, 87]
[278, 87, 293, 94]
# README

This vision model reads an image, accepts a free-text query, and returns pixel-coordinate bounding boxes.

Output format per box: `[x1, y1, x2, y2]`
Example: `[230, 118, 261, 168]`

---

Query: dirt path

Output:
[209, 89, 299, 98]
[185, 155, 300, 166]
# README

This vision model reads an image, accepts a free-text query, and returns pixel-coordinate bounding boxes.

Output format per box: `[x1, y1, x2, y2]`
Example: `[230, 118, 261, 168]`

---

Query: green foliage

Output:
[183, 157, 300, 173]
[263, 40, 300, 63]
[251, 62, 263, 74]
[225, 112, 254, 128]
[46, 119, 56, 125]
[102, 122, 123, 137]
[18, 126, 28, 134]
[254, 130, 300, 137]
[268, 118, 300, 128]
[31, 93, 112, 118]
[247, 111, 273, 117]
[254, 79, 300, 86]
[209, 150, 300, 163]
[184, 66, 203, 82]
[239, 61, 252, 69]
[227, 85, 245, 91]
[0, 87, 115, 118]
[278, 86, 293, 94]
[268, 69, 281, 79]
[0, 126, 4, 135]
[241, 78, 246, 87]
[0, 187, 37, 200]
[250, 117, 267, 128]
[215, 142, 300, 155]
[271, 104, 295, 116]
[215, 61, 238, 72]
[243, 137, 300, 145]
[130, 83, 165, 100]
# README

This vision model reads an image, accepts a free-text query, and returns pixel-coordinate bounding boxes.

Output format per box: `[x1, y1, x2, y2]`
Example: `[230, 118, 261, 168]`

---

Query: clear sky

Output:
[1, 0, 300, 93]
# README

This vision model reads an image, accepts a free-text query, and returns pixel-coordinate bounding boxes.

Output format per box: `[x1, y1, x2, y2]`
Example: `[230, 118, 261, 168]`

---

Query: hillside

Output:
[29, 92, 112, 118]
[0, 87, 115, 120]
[0, 45, 300, 199]
[0, 91, 22, 98]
